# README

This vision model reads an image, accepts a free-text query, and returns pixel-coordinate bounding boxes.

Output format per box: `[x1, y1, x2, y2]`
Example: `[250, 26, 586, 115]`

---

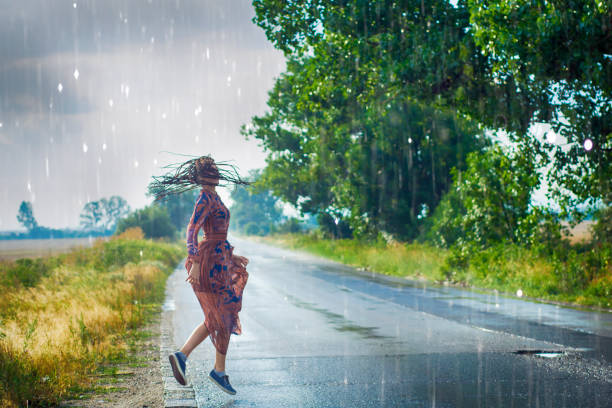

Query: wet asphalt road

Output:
[166, 236, 612, 407]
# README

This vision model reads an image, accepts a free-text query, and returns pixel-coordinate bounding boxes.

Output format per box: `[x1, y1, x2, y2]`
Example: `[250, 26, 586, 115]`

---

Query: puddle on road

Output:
[284, 293, 388, 340]
[513, 349, 565, 358]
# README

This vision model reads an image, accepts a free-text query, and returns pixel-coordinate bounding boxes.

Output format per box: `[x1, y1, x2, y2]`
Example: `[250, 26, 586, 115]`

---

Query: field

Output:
[0, 231, 183, 407]
[0, 237, 101, 261]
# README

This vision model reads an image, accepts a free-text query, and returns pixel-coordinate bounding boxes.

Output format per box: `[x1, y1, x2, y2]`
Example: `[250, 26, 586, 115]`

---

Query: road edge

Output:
[160, 266, 198, 408]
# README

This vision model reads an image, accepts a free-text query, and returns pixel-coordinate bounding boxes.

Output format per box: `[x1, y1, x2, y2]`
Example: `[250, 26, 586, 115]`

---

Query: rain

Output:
[1, 1, 611, 408]
[0, 0, 284, 230]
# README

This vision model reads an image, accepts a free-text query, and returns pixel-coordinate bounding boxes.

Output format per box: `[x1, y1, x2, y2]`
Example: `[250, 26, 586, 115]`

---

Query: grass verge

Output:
[257, 233, 611, 311]
[0, 233, 183, 407]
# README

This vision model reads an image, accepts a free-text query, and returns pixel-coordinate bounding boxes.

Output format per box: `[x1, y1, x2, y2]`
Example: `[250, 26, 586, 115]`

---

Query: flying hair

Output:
[147, 153, 251, 201]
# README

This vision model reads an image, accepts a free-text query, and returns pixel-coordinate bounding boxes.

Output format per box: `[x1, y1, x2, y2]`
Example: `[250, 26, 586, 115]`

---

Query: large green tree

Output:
[251, 0, 611, 216]
[244, 10, 485, 238]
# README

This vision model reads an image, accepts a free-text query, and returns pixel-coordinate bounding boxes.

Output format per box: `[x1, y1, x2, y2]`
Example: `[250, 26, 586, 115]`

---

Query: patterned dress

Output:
[185, 188, 249, 355]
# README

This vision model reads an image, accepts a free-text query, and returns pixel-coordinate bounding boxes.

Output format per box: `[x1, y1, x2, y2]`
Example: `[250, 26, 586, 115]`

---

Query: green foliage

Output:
[592, 197, 612, 244]
[229, 169, 283, 236]
[80, 196, 130, 233]
[276, 218, 304, 234]
[252, 0, 611, 216]
[468, 0, 611, 210]
[244, 56, 484, 239]
[316, 212, 353, 239]
[115, 205, 176, 240]
[424, 143, 567, 251]
[0, 258, 58, 288]
[157, 190, 199, 231]
[16, 201, 37, 231]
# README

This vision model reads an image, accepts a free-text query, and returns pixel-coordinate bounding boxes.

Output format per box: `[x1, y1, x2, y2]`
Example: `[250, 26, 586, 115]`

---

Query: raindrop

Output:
[195, 135, 199, 143]
[161, 113, 167, 119]
[121, 83, 130, 98]
[134, 160, 139, 168]
[147, 104, 151, 112]
[73, 69, 79, 80]
[73, 2, 77, 8]
[108, 99, 114, 107]
[206, 48, 210, 60]
[408, 137, 413, 144]
[516, 289, 523, 297]
[27, 182, 31, 192]
[124, 18, 128, 24]
[226, 75, 232, 86]
[82, 143, 88, 153]
[98, 157, 102, 164]
[57, 83, 63, 93]
[102, 143, 107, 151]
[584, 139, 593, 151]
[150, 36, 155, 44]
[194, 105, 202, 116]
[0, 122, 3, 128]
[237, 88, 241, 98]
[45, 157, 49, 178]
[153, 158, 158, 165]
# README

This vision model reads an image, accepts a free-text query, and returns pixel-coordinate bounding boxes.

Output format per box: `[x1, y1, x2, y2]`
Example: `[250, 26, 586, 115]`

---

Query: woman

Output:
[148, 155, 250, 395]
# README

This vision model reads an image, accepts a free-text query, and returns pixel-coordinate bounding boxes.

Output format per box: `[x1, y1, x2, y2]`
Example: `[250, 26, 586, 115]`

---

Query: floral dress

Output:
[185, 188, 249, 355]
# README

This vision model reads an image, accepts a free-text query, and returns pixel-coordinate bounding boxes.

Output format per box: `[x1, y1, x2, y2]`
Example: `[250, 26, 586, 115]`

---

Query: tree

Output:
[467, 0, 612, 214]
[251, 0, 611, 218]
[103, 196, 131, 231]
[425, 144, 560, 249]
[229, 169, 284, 235]
[115, 205, 176, 240]
[80, 196, 130, 232]
[243, 54, 484, 239]
[17, 201, 38, 231]
[80, 201, 104, 231]
[157, 190, 200, 232]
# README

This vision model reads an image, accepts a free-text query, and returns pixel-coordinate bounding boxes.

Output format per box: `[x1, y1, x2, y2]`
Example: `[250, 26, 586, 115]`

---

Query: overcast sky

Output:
[0, 0, 285, 230]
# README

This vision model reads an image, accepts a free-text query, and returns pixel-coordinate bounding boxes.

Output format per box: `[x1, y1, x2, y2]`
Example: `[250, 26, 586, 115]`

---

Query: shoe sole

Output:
[169, 354, 187, 386]
[208, 374, 237, 395]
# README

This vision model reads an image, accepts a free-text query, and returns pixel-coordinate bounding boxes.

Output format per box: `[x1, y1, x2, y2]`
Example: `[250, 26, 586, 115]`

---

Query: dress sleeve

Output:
[186, 191, 210, 264]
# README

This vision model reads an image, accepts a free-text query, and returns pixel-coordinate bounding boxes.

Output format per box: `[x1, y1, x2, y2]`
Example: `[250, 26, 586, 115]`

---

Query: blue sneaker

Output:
[209, 369, 237, 395]
[169, 351, 187, 385]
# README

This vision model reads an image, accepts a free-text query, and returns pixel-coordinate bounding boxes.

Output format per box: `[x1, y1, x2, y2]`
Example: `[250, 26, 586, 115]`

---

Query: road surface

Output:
[164, 236, 612, 407]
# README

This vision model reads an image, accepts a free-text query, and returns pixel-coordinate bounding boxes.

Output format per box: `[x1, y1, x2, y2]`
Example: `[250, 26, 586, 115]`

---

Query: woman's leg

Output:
[214, 349, 227, 372]
[180, 322, 209, 357]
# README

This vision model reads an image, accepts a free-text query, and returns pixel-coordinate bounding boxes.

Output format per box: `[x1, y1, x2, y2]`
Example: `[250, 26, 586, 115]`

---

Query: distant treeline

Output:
[0, 228, 110, 240]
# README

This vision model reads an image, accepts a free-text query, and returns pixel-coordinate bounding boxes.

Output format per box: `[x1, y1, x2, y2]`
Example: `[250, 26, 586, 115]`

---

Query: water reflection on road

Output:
[168, 236, 612, 407]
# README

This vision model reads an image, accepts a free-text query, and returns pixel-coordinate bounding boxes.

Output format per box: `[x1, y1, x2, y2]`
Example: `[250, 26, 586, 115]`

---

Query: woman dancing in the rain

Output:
[148, 155, 250, 395]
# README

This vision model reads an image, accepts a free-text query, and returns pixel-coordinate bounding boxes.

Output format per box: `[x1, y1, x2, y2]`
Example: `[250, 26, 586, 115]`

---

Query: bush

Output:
[0, 258, 58, 288]
[277, 218, 303, 234]
[115, 205, 176, 239]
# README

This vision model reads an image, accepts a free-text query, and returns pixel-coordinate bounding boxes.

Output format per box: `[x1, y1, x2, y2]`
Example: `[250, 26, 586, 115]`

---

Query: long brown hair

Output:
[147, 155, 251, 201]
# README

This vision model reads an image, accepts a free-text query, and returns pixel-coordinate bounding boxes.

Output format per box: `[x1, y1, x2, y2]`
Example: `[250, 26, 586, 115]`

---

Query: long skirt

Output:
[185, 239, 248, 355]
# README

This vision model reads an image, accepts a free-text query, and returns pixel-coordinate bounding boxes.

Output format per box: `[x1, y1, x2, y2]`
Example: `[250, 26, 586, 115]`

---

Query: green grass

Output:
[259, 233, 612, 310]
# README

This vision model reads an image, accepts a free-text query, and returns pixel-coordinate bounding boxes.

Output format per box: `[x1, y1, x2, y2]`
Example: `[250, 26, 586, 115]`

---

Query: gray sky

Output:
[0, 0, 285, 230]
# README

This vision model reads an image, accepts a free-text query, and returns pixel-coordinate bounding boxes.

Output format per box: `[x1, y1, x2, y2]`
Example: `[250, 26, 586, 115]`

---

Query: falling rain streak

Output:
[0, 1, 284, 229]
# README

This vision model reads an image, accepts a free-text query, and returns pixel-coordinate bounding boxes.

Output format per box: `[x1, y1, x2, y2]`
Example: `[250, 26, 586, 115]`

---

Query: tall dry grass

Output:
[0, 229, 182, 407]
